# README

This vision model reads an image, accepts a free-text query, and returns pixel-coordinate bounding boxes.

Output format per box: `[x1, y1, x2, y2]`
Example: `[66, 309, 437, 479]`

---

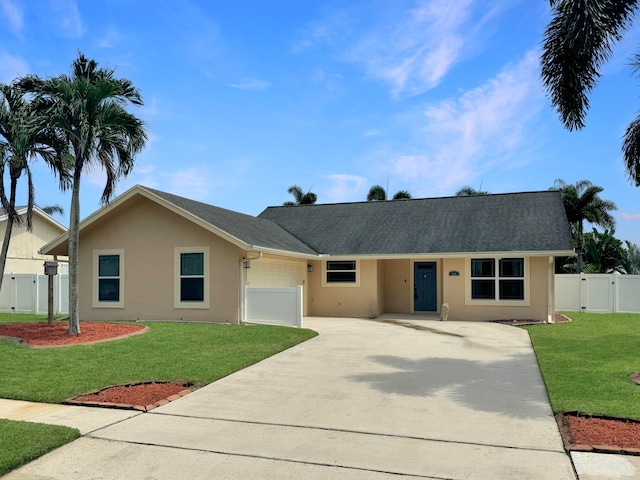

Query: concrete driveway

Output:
[3, 317, 576, 479]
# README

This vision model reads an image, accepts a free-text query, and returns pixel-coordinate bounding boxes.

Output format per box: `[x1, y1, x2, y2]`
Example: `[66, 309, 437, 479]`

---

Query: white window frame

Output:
[93, 249, 124, 308]
[465, 257, 530, 306]
[322, 260, 360, 287]
[174, 246, 210, 309]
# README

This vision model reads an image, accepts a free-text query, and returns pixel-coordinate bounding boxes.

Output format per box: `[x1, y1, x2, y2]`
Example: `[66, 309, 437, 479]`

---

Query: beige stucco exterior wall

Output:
[306, 259, 379, 317]
[1, 214, 67, 275]
[78, 196, 242, 323]
[376, 259, 386, 316]
[441, 256, 550, 322]
[383, 259, 411, 313]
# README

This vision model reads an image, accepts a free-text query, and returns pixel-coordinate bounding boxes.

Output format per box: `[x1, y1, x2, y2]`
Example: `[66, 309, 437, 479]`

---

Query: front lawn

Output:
[0, 419, 80, 476]
[524, 312, 640, 418]
[0, 315, 318, 403]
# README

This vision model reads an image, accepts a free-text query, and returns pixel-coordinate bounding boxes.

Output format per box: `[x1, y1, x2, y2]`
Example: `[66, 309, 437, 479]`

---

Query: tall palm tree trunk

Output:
[67, 169, 82, 335]
[0, 178, 18, 296]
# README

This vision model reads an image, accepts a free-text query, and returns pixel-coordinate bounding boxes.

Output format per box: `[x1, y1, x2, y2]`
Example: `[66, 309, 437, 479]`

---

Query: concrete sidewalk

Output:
[2, 317, 578, 479]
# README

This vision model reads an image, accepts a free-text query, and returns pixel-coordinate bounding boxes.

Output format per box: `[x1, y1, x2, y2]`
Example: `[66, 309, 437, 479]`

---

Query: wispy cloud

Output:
[297, 0, 512, 97]
[389, 50, 544, 196]
[97, 25, 123, 48]
[362, 129, 382, 137]
[621, 213, 640, 221]
[0, 51, 28, 82]
[48, 0, 83, 38]
[1, 0, 23, 37]
[230, 79, 271, 91]
[322, 174, 368, 203]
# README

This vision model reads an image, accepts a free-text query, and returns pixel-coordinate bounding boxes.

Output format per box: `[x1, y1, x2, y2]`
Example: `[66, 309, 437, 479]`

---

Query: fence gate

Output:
[0, 273, 69, 315]
[555, 274, 640, 314]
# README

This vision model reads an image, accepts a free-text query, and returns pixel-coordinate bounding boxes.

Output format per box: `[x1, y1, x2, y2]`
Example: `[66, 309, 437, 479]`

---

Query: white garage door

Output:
[246, 259, 305, 288]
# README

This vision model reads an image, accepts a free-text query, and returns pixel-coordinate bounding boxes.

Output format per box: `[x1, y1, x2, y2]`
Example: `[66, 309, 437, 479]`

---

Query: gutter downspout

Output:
[548, 256, 554, 324]
[239, 252, 263, 324]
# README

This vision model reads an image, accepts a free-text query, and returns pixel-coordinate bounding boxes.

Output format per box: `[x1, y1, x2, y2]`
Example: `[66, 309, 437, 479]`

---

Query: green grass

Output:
[0, 419, 80, 476]
[0, 314, 318, 403]
[524, 312, 640, 418]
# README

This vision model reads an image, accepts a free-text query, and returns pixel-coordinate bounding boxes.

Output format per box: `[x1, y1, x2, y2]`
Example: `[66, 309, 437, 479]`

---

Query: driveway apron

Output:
[4, 317, 576, 479]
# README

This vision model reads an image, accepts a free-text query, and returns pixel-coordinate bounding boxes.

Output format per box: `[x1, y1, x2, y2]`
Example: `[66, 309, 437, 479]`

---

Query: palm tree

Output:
[552, 179, 617, 271]
[583, 229, 626, 273]
[455, 186, 488, 196]
[392, 190, 412, 200]
[0, 83, 68, 294]
[21, 53, 147, 334]
[367, 185, 386, 201]
[40, 204, 64, 216]
[283, 185, 317, 205]
[541, 1, 640, 184]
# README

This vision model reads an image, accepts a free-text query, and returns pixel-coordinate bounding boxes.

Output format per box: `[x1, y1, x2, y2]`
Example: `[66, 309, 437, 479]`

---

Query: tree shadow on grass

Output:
[349, 354, 551, 418]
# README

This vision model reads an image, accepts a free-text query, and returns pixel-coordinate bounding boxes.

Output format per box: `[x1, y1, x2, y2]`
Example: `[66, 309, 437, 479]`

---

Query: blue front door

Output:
[414, 262, 437, 311]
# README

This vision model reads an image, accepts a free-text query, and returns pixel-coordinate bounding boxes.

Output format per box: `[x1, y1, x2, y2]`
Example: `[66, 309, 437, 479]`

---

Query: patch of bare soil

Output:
[0, 321, 146, 346]
[557, 413, 640, 455]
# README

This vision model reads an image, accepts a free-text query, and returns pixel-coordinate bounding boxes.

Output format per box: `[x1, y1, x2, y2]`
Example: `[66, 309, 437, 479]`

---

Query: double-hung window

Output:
[93, 249, 124, 308]
[174, 247, 210, 308]
[470, 258, 525, 301]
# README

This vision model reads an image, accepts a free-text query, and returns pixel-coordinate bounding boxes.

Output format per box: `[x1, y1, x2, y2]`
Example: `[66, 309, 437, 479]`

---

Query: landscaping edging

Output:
[556, 412, 640, 456]
[64, 380, 201, 412]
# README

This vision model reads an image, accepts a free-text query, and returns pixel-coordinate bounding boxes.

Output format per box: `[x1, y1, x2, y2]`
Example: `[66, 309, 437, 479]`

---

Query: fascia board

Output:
[316, 250, 576, 260]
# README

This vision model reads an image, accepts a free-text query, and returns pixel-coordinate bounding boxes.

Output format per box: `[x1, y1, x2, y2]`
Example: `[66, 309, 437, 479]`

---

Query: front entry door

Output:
[414, 262, 437, 311]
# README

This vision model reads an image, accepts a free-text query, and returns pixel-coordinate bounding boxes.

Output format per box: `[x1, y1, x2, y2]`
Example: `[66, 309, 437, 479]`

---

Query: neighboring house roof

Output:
[258, 191, 574, 256]
[40, 186, 574, 258]
[0, 205, 67, 233]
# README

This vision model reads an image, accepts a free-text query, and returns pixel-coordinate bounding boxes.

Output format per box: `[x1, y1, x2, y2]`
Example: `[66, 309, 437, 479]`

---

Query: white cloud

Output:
[621, 213, 640, 221]
[1, 0, 23, 37]
[167, 168, 211, 200]
[230, 79, 271, 91]
[48, 0, 83, 38]
[342, 0, 473, 97]
[0, 51, 28, 82]
[297, 0, 516, 98]
[97, 25, 123, 48]
[389, 50, 544, 196]
[362, 129, 382, 137]
[322, 174, 368, 203]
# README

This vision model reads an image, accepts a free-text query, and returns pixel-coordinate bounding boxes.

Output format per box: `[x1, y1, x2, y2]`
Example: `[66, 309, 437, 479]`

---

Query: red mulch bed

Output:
[67, 381, 200, 411]
[557, 413, 640, 455]
[0, 321, 146, 346]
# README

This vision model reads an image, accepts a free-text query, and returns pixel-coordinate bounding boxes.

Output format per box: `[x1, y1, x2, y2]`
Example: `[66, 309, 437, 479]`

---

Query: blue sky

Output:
[2, 0, 640, 244]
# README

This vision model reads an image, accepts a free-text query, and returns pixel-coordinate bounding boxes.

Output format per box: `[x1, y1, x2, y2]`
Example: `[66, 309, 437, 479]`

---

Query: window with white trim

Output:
[93, 249, 124, 308]
[326, 260, 356, 283]
[174, 247, 210, 308]
[471, 258, 524, 301]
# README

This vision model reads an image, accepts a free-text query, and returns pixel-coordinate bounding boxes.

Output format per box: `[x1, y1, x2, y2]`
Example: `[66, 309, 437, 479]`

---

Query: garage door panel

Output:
[246, 260, 304, 288]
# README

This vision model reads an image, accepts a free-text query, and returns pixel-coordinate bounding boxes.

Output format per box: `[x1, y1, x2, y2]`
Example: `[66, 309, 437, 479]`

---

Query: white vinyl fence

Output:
[0, 273, 69, 315]
[243, 286, 303, 327]
[555, 274, 640, 314]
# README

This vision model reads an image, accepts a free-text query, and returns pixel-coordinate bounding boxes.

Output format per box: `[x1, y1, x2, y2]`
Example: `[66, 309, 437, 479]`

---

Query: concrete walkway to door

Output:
[3, 317, 575, 479]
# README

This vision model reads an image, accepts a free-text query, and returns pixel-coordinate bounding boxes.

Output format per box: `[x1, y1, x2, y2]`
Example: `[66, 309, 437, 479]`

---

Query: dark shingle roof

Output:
[258, 191, 574, 255]
[145, 188, 317, 255]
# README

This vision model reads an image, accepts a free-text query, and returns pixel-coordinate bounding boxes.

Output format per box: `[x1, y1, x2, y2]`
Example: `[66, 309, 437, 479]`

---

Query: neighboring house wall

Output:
[77, 196, 242, 323]
[1, 214, 67, 275]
